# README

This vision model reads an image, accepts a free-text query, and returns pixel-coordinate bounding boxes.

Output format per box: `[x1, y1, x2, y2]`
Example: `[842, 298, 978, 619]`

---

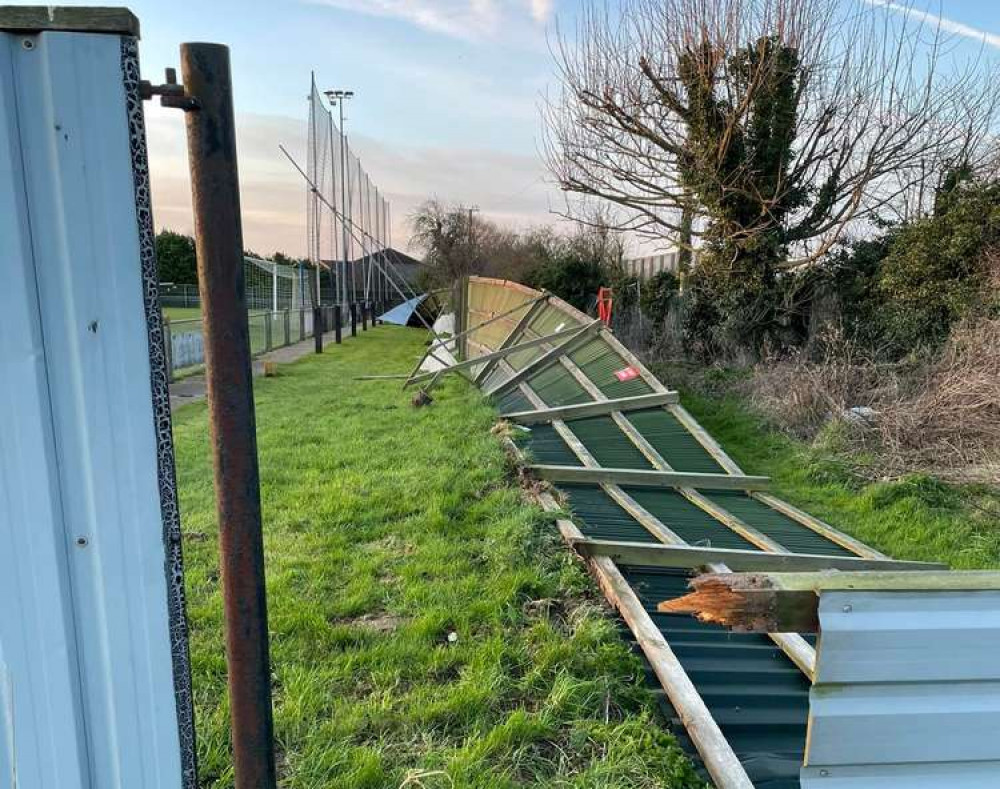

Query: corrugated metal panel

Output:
[467, 280, 534, 350]
[562, 483, 658, 543]
[623, 488, 759, 551]
[0, 28, 188, 788]
[568, 338, 654, 399]
[802, 590, 1000, 787]
[505, 305, 582, 369]
[494, 388, 533, 414]
[526, 364, 594, 407]
[624, 408, 726, 474]
[505, 342, 545, 371]
[521, 424, 583, 466]
[705, 492, 854, 557]
[563, 415, 654, 469]
[528, 302, 581, 336]
[626, 568, 810, 789]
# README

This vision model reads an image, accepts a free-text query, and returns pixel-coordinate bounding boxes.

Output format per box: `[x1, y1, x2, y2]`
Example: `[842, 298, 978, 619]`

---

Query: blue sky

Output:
[31, 1, 1000, 256]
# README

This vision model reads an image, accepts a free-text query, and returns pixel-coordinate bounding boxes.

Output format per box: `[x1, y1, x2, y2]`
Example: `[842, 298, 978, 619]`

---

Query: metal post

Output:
[180, 42, 276, 789]
[334, 304, 342, 344]
[314, 305, 324, 353]
[350, 302, 357, 337]
[163, 315, 174, 382]
[362, 301, 368, 331]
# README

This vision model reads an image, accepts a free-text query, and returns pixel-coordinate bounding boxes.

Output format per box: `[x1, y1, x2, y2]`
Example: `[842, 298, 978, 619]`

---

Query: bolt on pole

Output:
[181, 42, 277, 789]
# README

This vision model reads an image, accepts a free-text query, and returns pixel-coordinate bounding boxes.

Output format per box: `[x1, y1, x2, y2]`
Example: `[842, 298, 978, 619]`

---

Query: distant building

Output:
[320, 248, 427, 303]
[624, 250, 697, 280]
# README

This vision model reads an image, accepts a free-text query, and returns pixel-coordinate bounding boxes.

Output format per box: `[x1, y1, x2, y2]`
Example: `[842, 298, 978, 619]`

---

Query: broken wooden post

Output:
[659, 570, 1000, 633]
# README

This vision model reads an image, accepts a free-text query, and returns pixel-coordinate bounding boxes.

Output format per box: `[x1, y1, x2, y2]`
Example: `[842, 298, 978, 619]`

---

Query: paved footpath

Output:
[169, 327, 350, 411]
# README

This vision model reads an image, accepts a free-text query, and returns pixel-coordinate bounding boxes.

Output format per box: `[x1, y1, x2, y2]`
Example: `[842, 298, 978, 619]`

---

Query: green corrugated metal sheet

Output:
[526, 364, 593, 407]
[505, 344, 545, 371]
[622, 487, 757, 551]
[624, 408, 725, 474]
[528, 303, 580, 336]
[494, 389, 532, 414]
[568, 338, 653, 399]
[561, 483, 658, 543]
[705, 492, 855, 557]
[625, 568, 809, 789]
[563, 416, 654, 469]
[522, 424, 583, 466]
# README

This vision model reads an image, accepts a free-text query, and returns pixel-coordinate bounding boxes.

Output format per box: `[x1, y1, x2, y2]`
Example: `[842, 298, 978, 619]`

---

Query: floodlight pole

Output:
[180, 42, 276, 789]
[325, 89, 353, 312]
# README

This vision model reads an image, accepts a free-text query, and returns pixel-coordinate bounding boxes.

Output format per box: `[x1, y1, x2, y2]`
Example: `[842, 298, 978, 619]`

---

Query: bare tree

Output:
[544, 0, 1000, 267]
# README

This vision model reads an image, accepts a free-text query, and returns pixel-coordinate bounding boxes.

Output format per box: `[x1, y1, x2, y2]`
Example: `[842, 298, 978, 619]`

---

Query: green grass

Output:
[173, 325, 702, 789]
[674, 388, 1000, 570]
[164, 306, 203, 322]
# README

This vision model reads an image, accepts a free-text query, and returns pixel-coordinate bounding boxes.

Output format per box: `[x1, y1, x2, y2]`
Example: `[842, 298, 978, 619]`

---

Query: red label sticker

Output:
[614, 366, 639, 382]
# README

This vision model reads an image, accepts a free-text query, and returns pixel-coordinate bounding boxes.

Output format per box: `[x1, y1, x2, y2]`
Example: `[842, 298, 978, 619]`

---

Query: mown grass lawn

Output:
[673, 387, 1000, 570]
[172, 325, 702, 789]
[164, 306, 203, 322]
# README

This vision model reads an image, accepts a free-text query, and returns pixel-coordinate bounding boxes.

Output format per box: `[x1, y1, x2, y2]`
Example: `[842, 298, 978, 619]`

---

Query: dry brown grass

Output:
[742, 321, 1000, 483]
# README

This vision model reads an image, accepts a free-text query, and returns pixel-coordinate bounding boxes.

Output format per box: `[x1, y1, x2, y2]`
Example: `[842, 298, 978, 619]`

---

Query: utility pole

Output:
[324, 88, 353, 312]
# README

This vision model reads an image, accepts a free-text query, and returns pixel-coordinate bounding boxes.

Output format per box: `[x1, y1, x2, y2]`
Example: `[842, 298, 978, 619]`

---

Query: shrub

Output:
[877, 181, 1000, 352]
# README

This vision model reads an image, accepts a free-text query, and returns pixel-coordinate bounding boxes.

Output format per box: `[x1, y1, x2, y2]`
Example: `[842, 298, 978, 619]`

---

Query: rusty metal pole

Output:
[181, 42, 277, 789]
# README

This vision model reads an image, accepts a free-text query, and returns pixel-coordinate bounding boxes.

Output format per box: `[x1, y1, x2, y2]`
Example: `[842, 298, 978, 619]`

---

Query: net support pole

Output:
[181, 42, 277, 789]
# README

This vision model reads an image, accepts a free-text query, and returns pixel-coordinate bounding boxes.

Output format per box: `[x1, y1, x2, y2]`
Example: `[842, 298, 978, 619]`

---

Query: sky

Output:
[29, 1, 1000, 257]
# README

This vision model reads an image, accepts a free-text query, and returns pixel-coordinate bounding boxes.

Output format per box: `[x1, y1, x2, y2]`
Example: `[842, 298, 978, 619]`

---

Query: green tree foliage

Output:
[640, 270, 680, 325]
[878, 181, 1000, 351]
[155, 229, 197, 284]
[681, 37, 804, 355]
[526, 253, 606, 312]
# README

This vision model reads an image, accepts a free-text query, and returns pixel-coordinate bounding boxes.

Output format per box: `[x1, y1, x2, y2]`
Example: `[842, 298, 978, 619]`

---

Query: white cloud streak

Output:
[863, 1, 1000, 50]
[308, 0, 548, 40]
[526, 0, 554, 24]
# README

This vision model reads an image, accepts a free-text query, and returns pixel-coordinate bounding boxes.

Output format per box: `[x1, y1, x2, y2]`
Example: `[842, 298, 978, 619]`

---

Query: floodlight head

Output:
[324, 89, 354, 102]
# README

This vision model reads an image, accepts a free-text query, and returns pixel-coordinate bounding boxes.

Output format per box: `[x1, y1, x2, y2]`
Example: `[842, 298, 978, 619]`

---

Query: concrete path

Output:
[169, 327, 353, 411]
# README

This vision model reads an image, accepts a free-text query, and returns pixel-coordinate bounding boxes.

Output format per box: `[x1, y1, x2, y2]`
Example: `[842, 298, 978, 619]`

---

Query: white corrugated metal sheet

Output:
[0, 28, 186, 788]
[801, 590, 1000, 787]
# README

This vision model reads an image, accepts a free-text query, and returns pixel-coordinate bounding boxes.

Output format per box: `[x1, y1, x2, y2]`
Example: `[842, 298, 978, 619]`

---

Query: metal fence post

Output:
[283, 309, 290, 346]
[181, 41, 277, 789]
[163, 315, 174, 382]
[299, 308, 305, 341]
[350, 302, 357, 337]
[264, 311, 272, 351]
[334, 304, 342, 344]
[314, 305, 324, 353]
[361, 301, 368, 331]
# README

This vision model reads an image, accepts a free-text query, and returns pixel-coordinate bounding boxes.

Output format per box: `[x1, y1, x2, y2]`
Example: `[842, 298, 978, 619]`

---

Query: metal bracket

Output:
[139, 67, 200, 111]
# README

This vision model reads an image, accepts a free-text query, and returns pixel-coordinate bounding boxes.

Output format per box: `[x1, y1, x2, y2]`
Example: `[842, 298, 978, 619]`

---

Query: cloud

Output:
[145, 106, 561, 258]
[863, 1, 1000, 50]
[526, 0, 553, 24]
[307, 0, 549, 41]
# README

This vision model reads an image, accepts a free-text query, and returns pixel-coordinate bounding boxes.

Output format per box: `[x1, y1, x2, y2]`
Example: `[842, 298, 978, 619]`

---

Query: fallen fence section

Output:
[447, 275, 977, 789]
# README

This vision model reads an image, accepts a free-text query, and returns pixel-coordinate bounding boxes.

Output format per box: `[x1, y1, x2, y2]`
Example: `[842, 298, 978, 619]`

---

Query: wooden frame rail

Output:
[502, 392, 679, 424]
[530, 464, 771, 491]
[572, 539, 947, 573]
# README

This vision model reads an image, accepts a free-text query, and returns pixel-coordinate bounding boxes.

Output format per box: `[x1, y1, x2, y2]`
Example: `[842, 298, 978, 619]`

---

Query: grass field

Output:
[675, 388, 1000, 570]
[172, 326, 702, 789]
[163, 306, 203, 322]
